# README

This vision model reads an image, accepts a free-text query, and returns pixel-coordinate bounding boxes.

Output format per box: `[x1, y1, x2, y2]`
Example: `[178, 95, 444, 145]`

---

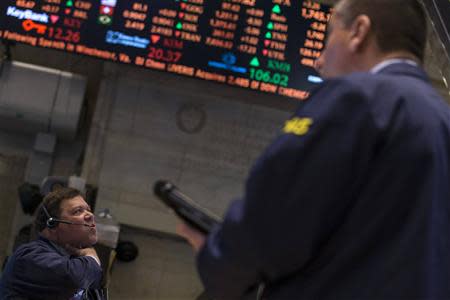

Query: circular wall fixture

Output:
[116, 241, 139, 262]
[176, 103, 207, 134]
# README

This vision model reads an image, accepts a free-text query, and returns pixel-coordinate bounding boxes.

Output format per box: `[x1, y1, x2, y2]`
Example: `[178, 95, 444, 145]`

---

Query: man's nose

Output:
[85, 211, 95, 221]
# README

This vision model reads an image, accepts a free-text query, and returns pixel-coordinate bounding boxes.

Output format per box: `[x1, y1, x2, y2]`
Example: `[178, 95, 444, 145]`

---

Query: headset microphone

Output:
[51, 219, 94, 227]
[42, 205, 94, 228]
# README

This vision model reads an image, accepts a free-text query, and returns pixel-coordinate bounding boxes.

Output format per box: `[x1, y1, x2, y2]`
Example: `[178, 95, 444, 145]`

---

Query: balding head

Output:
[335, 0, 427, 62]
[315, 0, 427, 78]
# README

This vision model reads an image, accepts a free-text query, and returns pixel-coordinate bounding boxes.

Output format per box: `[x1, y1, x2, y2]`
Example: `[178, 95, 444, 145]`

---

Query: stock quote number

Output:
[148, 47, 182, 63]
[48, 27, 81, 43]
[249, 68, 289, 87]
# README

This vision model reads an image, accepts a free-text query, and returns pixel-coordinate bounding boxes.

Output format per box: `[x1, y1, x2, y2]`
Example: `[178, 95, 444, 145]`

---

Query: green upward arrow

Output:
[267, 22, 274, 30]
[176, 22, 183, 29]
[272, 5, 281, 14]
[250, 57, 260, 67]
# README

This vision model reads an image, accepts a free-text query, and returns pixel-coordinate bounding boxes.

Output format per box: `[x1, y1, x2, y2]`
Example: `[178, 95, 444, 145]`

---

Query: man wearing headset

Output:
[0, 187, 102, 300]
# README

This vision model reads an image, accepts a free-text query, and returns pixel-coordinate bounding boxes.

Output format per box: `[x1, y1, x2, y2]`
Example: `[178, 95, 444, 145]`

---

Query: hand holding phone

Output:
[153, 180, 221, 234]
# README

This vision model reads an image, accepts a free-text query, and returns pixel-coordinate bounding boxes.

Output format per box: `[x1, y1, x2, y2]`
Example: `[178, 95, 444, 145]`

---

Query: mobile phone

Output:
[153, 180, 221, 234]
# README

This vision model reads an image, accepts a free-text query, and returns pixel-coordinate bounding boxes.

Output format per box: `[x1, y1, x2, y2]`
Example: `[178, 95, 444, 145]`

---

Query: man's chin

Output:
[80, 235, 98, 247]
[90, 235, 98, 245]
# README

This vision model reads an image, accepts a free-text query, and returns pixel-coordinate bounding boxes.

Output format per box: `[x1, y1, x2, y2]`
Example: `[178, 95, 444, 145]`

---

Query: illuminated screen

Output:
[0, 0, 331, 100]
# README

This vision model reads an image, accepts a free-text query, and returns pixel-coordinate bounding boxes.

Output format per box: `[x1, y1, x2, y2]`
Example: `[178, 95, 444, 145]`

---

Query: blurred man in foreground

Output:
[178, 0, 450, 299]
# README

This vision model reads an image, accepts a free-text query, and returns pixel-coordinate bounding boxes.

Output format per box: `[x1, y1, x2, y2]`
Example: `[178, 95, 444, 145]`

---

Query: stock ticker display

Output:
[0, 0, 331, 100]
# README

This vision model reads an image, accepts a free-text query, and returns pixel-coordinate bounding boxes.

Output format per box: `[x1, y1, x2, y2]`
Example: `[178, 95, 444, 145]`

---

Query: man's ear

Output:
[348, 15, 371, 52]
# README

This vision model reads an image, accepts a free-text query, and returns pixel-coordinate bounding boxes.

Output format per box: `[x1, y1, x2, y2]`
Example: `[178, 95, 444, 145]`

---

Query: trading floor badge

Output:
[283, 117, 313, 136]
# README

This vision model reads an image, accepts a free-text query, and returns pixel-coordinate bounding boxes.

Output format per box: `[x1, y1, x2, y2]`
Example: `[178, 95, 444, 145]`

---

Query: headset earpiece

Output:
[46, 217, 57, 229]
[41, 205, 83, 228]
[42, 205, 57, 229]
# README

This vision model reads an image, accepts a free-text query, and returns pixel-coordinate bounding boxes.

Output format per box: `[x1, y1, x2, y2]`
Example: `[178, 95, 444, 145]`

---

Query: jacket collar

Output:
[38, 234, 71, 256]
[375, 61, 430, 83]
[370, 59, 417, 74]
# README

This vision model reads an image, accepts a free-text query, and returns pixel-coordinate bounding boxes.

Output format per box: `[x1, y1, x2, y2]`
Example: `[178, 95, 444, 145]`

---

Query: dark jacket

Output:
[0, 236, 102, 300]
[197, 63, 450, 299]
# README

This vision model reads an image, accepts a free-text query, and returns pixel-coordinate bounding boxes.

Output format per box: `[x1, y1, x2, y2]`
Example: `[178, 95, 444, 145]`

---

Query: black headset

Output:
[42, 205, 76, 229]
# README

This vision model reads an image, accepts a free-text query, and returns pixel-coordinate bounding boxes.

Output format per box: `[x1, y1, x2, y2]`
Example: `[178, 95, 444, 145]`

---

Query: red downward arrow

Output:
[151, 35, 160, 44]
[262, 49, 268, 56]
[264, 40, 270, 47]
[50, 15, 59, 24]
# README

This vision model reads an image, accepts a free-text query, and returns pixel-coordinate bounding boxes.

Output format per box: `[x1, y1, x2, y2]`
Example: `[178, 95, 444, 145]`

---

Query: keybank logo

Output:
[6, 6, 49, 23]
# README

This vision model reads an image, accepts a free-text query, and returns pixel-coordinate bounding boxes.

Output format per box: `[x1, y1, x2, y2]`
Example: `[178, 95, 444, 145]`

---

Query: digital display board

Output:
[0, 0, 331, 100]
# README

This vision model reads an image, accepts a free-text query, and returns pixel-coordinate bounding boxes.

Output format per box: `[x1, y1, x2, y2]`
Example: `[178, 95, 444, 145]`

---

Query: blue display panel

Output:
[0, 0, 331, 100]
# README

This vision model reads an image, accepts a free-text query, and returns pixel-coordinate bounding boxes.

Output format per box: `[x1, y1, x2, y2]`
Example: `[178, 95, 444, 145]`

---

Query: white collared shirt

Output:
[370, 59, 418, 74]
[86, 255, 101, 266]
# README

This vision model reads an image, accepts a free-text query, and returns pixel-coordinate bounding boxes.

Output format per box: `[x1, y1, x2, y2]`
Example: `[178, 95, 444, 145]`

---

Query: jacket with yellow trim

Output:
[197, 63, 450, 300]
